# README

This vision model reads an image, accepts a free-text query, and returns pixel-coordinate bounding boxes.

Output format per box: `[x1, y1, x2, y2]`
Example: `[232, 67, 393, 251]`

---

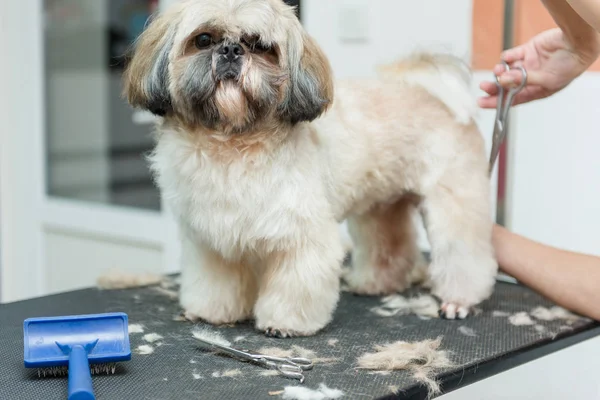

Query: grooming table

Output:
[1, 279, 598, 400]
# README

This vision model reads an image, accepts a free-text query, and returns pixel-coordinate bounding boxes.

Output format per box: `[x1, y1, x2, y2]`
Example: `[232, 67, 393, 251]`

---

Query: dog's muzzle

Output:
[216, 42, 244, 81]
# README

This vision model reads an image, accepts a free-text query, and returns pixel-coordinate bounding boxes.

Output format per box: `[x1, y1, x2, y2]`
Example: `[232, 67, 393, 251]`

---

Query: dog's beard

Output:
[214, 81, 250, 131]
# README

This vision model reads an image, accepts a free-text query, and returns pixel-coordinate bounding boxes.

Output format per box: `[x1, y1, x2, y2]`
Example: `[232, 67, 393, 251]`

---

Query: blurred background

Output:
[1, 0, 599, 303]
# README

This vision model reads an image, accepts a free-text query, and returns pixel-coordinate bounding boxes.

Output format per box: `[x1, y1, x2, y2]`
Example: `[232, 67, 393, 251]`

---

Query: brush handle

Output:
[67, 345, 95, 400]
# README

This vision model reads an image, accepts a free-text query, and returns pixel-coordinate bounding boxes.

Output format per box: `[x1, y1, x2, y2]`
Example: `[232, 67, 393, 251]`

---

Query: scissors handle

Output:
[259, 359, 306, 383]
[489, 61, 527, 174]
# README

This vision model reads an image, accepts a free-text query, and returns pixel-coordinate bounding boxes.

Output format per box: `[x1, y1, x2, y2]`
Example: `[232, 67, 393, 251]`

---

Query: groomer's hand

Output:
[478, 28, 600, 108]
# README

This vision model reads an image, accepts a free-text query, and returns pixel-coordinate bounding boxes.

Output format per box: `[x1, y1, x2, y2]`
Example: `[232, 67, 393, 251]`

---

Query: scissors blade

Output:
[488, 120, 505, 173]
[194, 337, 257, 362]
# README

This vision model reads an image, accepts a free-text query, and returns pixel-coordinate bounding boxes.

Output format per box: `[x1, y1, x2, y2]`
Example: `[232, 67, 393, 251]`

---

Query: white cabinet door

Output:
[0, 0, 179, 303]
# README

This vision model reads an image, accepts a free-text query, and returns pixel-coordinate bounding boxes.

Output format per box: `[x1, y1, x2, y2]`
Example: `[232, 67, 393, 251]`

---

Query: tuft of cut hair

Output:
[357, 337, 453, 399]
[530, 306, 582, 323]
[282, 383, 344, 400]
[192, 327, 232, 347]
[96, 269, 164, 290]
[508, 312, 535, 326]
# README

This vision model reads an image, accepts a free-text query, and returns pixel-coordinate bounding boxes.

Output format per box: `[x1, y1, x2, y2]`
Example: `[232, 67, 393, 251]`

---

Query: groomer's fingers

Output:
[510, 84, 547, 106]
[478, 85, 547, 108]
[477, 95, 498, 109]
[479, 81, 498, 96]
[500, 46, 526, 64]
[492, 63, 509, 76]
[501, 70, 551, 92]
[497, 69, 526, 87]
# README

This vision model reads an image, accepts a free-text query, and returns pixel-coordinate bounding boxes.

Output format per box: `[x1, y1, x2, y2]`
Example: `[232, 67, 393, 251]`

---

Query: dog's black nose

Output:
[218, 43, 245, 61]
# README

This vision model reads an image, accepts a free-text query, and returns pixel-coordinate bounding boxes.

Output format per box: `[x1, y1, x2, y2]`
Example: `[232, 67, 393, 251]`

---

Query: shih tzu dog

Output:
[123, 0, 498, 337]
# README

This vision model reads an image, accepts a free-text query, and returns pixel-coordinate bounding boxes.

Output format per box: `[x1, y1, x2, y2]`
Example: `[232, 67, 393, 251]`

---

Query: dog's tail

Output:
[376, 52, 477, 125]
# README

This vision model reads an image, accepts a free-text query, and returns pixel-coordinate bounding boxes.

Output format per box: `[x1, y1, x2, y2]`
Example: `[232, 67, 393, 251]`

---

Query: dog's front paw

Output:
[255, 317, 321, 338]
[438, 302, 470, 320]
[254, 294, 336, 338]
[180, 287, 253, 326]
[263, 327, 307, 339]
[181, 305, 248, 326]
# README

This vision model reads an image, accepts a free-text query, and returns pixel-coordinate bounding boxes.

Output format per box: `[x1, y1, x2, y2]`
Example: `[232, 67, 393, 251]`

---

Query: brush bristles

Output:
[36, 363, 118, 378]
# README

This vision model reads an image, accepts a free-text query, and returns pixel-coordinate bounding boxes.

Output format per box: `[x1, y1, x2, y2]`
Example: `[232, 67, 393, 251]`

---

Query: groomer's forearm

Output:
[566, 0, 600, 34]
[543, 0, 600, 58]
[493, 225, 600, 321]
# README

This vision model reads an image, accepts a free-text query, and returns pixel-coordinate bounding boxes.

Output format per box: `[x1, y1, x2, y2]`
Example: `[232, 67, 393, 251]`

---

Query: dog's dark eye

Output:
[195, 33, 213, 49]
[242, 36, 272, 53]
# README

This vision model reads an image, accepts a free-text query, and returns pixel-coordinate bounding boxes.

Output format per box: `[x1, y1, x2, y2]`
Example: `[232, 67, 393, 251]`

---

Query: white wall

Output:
[302, 0, 473, 79]
[508, 74, 600, 256]
[0, 0, 46, 301]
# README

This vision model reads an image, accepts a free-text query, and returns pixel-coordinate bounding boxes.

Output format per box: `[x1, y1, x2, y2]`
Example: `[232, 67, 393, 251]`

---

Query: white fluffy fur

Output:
[128, 323, 145, 334]
[377, 54, 478, 125]
[192, 327, 232, 347]
[530, 306, 581, 323]
[129, 0, 498, 337]
[371, 294, 439, 318]
[143, 333, 164, 343]
[508, 312, 535, 326]
[282, 383, 344, 400]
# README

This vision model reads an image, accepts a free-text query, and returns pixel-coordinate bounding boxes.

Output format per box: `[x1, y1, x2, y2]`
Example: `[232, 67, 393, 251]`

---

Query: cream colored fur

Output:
[125, 0, 498, 337]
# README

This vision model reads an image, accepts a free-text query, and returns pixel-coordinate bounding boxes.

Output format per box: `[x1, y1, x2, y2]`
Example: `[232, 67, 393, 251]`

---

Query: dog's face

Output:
[123, 0, 334, 134]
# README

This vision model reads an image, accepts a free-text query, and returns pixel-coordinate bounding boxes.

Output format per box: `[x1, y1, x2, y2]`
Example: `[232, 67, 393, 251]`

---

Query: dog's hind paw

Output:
[438, 302, 470, 320]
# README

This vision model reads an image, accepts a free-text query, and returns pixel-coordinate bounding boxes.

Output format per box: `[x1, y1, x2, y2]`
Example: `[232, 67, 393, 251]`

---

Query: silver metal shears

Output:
[489, 60, 527, 175]
[194, 337, 314, 383]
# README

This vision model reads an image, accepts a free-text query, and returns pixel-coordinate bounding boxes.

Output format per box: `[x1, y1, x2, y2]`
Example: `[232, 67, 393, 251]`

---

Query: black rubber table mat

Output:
[1, 280, 597, 400]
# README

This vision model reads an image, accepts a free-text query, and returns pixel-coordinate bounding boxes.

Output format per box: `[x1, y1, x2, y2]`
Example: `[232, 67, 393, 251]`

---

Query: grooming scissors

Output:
[488, 60, 527, 174]
[194, 337, 314, 383]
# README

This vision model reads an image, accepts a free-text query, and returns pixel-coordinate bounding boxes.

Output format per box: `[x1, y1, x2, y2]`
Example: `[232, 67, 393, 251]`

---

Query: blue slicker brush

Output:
[24, 312, 132, 400]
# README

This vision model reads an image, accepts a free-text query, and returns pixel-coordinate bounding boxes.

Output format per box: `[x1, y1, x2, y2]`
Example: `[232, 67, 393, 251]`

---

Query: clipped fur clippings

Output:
[143, 333, 164, 343]
[152, 286, 178, 300]
[136, 345, 154, 355]
[212, 369, 242, 378]
[192, 327, 232, 347]
[259, 346, 338, 365]
[128, 323, 145, 334]
[282, 383, 344, 400]
[458, 326, 477, 337]
[530, 306, 581, 323]
[371, 294, 439, 319]
[508, 312, 535, 326]
[96, 269, 163, 289]
[492, 310, 510, 317]
[260, 370, 281, 377]
[357, 337, 452, 398]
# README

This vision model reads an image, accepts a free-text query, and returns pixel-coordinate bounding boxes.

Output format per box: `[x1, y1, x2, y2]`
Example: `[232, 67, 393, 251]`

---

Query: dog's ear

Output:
[278, 28, 334, 124]
[122, 14, 174, 116]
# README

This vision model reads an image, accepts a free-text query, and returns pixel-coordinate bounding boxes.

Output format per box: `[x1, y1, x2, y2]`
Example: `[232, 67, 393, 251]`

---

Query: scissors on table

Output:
[194, 336, 314, 383]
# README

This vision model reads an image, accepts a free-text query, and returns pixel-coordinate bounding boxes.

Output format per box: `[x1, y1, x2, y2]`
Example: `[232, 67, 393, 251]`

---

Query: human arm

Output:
[565, 0, 600, 34]
[492, 224, 600, 321]
[478, 0, 600, 108]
